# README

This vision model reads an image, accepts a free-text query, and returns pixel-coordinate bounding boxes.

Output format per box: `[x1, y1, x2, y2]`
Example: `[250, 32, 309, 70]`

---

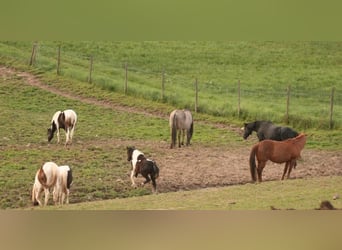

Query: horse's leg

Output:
[151, 175, 157, 193]
[66, 189, 70, 204]
[44, 188, 50, 206]
[178, 130, 182, 148]
[287, 160, 295, 179]
[141, 173, 151, 186]
[57, 129, 60, 144]
[257, 161, 266, 182]
[130, 169, 137, 187]
[36, 188, 43, 206]
[281, 162, 289, 180]
[65, 127, 70, 146]
[69, 127, 75, 144]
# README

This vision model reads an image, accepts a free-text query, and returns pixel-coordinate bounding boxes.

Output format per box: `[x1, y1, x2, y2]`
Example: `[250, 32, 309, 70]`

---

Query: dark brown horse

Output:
[249, 133, 307, 182]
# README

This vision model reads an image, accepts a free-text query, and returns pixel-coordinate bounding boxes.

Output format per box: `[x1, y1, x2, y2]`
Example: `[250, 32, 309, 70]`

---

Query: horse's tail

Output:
[189, 120, 194, 140]
[153, 162, 159, 179]
[38, 166, 48, 188]
[171, 112, 177, 148]
[249, 144, 258, 182]
[66, 168, 73, 190]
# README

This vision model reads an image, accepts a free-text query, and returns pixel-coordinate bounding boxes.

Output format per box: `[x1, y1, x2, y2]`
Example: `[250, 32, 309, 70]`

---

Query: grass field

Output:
[0, 41, 341, 210]
[0, 41, 341, 129]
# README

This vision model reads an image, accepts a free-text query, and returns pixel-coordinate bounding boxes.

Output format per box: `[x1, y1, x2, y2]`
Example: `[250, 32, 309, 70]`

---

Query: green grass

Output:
[32, 176, 342, 210]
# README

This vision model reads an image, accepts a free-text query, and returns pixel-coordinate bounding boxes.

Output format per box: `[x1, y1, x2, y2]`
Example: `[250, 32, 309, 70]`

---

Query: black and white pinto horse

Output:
[242, 120, 299, 141]
[48, 109, 77, 145]
[169, 109, 194, 149]
[32, 162, 73, 206]
[126, 146, 159, 193]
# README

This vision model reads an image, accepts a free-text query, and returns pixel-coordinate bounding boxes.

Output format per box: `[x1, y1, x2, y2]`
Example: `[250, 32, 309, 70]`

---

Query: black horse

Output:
[243, 120, 298, 141]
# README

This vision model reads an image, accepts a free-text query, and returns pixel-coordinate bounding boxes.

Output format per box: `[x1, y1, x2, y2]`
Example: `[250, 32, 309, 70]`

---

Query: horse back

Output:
[39, 162, 58, 188]
[59, 109, 77, 129]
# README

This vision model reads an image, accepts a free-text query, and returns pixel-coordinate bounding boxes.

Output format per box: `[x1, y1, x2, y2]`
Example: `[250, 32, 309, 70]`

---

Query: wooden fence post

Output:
[330, 87, 335, 129]
[124, 62, 128, 95]
[56, 44, 61, 75]
[195, 78, 198, 113]
[88, 55, 93, 83]
[238, 80, 241, 118]
[29, 41, 38, 66]
[285, 85, 291, 124]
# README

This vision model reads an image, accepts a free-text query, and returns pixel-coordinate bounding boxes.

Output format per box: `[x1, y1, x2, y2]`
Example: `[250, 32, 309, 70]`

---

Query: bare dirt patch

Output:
[123, 140, 342, 193]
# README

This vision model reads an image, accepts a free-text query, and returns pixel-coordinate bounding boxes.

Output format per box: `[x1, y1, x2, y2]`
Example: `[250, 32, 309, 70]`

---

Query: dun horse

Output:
[169, 109, 194, 149]
[126, 146, 159, 193]
[249, 133, 307, 182]
[242, 120, 298, 141]
[47, 109, 77, 145]
[32, 162, 73, 206]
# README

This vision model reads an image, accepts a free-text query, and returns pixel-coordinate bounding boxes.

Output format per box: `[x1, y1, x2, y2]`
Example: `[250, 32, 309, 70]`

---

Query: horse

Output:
[53, 165, 73, 205]
[47, 109, 77, 146]
[242, 120, 298, 141]
[32, 162, 73, 206]
[249, 133, 306, 182]
[126, 146, 160, 193]
[169, 109, 194, 149]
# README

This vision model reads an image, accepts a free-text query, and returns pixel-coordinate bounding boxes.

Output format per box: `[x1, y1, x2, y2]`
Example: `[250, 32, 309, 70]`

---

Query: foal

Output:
[126, 146, 160, 193]
[47, 109, 77, 145]
[32, 162, 73, 206]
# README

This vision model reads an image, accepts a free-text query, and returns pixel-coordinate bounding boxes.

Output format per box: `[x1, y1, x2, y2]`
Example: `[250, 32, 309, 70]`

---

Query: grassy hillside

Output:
[0, 41, 341, 129]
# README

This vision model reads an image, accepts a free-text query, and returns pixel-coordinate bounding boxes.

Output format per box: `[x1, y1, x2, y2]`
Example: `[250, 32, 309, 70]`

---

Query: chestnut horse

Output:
[249, 133, 307, 182]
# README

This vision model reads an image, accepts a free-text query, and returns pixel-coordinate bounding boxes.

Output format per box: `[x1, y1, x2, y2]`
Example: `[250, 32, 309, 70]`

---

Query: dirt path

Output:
[1, 66, 342, 193]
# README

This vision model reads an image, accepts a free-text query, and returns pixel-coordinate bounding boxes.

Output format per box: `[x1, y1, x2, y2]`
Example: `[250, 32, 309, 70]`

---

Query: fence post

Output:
[161, 68, 165, 100]
[195, 78, 198, 113]
[56, 44, 61, 75]
[88, 55, 93, 83]
[238, 80, 241, 118]
[124, 62, 128, 95]
[330, 87, 335, 129]
[285, 85, 291, 124]
[29, 41, 38, 66]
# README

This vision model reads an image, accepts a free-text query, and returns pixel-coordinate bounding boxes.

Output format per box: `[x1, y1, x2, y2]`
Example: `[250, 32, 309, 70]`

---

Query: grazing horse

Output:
[47, 109, 77, 145]
[126, 146, 160, 193]
[32, 162, 73, 206]
[242, 120, 298, 141]
[249, 133, 307, 182]
[53, 165, 73, 205]
[169, 109, 194, 149]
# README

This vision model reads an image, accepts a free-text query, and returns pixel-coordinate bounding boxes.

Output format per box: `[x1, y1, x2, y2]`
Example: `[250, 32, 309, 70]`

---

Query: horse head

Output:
[242, 122, 254, 140]
[47, 122, 57, 142]
[126, 146, 135, 161]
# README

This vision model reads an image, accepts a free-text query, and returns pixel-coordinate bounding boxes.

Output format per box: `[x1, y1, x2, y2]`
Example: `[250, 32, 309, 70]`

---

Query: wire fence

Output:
[18, 42, 342, 129]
